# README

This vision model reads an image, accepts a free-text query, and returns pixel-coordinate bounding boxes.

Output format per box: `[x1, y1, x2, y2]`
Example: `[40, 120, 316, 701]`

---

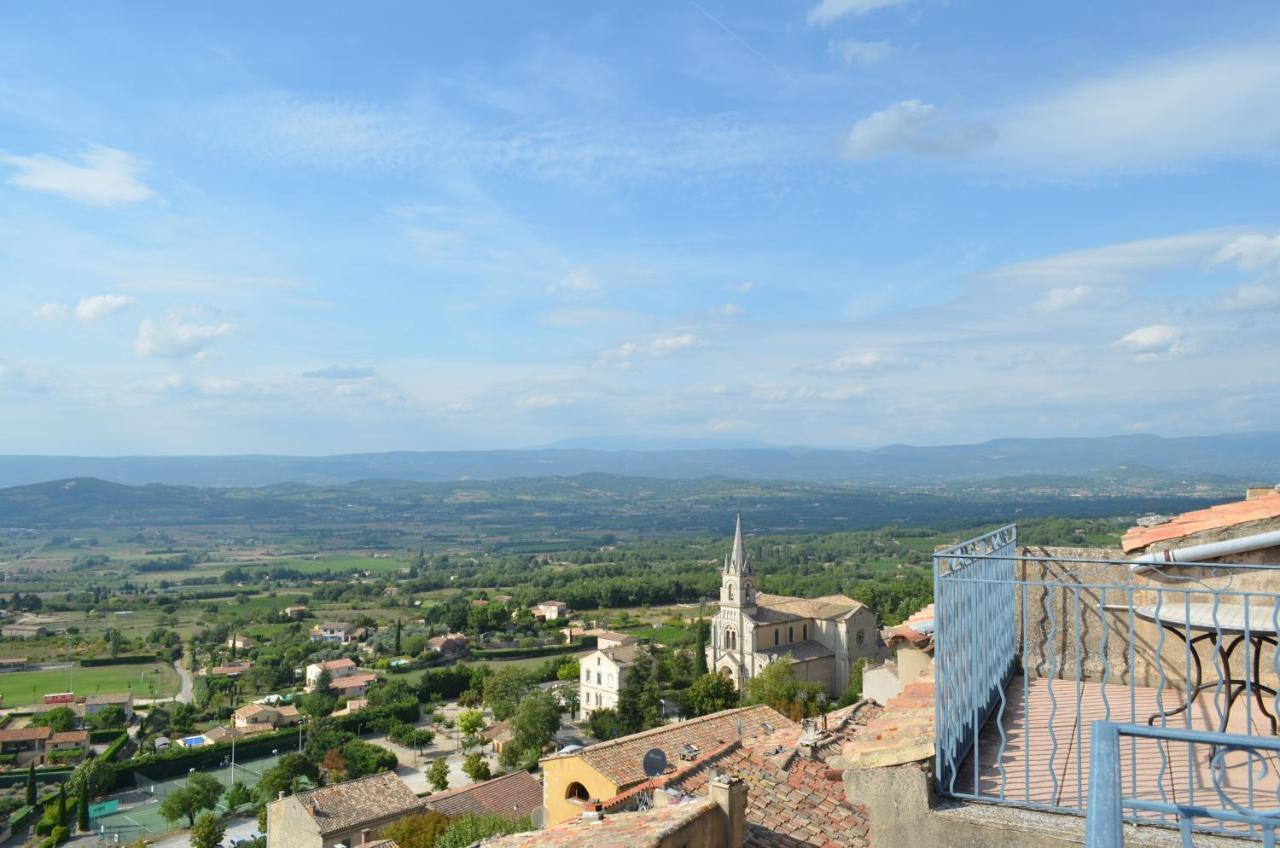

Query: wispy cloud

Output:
[992, 41, 1280, 173]
[302, 366, 376, 380]
[1215, 284, 1280, 313]
[1214, 233, 1280, 271]
[31, 303, 68, 320]
[1035, 285, 1094, 313]
[135, 317, 236, 360]
[828, 39, 895, 66]
[843, 100, 992, 160]
[548, 267, 599, 295]
[807, 0, 911, 26]
[1, 145, 155, 205]
[802, 350, 894, 373]
[598, 333, 702, 367]
[75, 294, 135, 322]
[725, 281, 756, 293]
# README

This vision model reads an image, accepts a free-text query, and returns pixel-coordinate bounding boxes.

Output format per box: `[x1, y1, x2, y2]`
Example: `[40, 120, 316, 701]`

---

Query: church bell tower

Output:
[721, 514, 755, 610]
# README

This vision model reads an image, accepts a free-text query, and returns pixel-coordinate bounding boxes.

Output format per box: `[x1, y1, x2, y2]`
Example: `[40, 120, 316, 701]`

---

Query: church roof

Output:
[725, 514, 752, 576]
[757, 639, 835, 663]
[753, 593, 864, 622]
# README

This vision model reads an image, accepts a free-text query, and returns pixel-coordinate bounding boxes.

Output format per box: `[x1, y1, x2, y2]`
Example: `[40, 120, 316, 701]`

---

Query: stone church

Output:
[706, 516, 880, 698]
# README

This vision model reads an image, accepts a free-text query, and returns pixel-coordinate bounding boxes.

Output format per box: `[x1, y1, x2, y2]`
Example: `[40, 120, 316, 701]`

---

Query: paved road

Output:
[175, 653, 194, 704]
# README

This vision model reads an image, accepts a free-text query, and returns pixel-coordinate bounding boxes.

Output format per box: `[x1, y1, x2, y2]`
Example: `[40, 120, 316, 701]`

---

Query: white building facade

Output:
[578, 643, 640, 718]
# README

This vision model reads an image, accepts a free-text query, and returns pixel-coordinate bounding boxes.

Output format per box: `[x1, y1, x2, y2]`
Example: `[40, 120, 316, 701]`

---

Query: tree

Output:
[457, 709, 484, 737]
[427, 758, 450, 792]
[68, 757, 116, 801]
[258, 753, 320, 802]
[394, 618, 403, 655]
[89, 704, 126, 729]
[33, 706, 78, 733]
[435, 813, 533, 848]
[617, 650, 662, 734]
[224, 781, 253, 810]
[56, 783, 67, 821]
[77, 790, 89, 832]
[321, 748, 347, 781]
[462, 752, 491, 782]
[587, 708, 622, 741]
[381, 811, 450, 848]
[191, 811, 226, 848]
[25, 763, 35, 806]
[500, 689, 560, 769]
[693, 613, 708, 677]
[482, 667, 532, 721]
[159, 773, 224, 827]
[684, 673, 738, 717]
[743, 658, 825, 719]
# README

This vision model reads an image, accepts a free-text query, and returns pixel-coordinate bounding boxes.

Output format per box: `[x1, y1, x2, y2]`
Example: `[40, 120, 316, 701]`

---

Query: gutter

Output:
[1129, 528, 1280, 573]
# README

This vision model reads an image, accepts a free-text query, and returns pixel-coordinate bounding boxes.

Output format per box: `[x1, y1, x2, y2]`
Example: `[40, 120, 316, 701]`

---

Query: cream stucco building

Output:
[706, 516, 879, 699]
[578, 643, 641, 718]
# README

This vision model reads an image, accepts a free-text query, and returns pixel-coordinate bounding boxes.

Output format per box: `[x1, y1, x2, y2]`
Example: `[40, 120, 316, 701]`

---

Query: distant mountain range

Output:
[0, 432, 1275, 489]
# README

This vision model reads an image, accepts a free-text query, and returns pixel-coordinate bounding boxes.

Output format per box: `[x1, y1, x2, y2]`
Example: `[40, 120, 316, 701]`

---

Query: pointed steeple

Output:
[730, 513, 750, 575]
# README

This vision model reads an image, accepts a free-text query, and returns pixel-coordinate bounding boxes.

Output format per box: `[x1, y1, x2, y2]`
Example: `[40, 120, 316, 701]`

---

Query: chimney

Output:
[581, 799, 604, 824]
[278, 791, 286, 801]
[1246, 486, 1279, 501]
[708, 775, 747, 848]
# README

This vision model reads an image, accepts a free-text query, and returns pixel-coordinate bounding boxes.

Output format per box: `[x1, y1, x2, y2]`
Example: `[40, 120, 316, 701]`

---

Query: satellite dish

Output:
[531, 806, 549, 830]
[643, 747, 668, 778]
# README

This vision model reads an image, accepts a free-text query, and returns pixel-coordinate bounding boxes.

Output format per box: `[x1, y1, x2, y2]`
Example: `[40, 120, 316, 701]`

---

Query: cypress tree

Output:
[77, 790, 89, 832]
[56, 783, 66, 820]
[25, 763, 35, 806]
[694, 605, 708, 677]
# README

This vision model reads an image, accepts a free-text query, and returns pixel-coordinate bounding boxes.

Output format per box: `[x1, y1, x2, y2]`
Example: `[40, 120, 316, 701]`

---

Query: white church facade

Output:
[706, 516, 880, 699]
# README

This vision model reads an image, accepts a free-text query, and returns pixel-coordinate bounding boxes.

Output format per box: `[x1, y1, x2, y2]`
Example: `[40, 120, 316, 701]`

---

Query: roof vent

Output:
[680, 744, 700, 761]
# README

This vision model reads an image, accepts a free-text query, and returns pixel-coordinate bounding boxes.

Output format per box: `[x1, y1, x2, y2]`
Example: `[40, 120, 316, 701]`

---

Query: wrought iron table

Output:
[1133, 602, 1280, 733]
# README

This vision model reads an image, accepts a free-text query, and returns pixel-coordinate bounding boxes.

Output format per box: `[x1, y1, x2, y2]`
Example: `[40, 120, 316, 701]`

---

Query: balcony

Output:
[934, 526, 1280, 842]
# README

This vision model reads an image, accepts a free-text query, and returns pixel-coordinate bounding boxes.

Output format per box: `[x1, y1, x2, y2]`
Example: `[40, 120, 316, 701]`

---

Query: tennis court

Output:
[94, 750, 285, 839]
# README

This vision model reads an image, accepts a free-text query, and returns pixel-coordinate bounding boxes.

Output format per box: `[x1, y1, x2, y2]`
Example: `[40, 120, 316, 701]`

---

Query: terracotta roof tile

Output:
[840, 673, 935, 769]
[481, 799, 717, 848]
[543, 705, 799, 789]
[281, 771, 421, 837]
[1122, 492, 1280, 553]
[0, 726, 52, 743]
[423, 770, 541, 819]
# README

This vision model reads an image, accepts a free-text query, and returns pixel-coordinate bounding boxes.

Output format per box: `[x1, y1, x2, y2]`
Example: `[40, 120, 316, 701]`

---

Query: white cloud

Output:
[984, 231, 1238, 287]
[829, 39, 895, 66]
[1215, 283, 1280, 313]
[1116, 324, 1187, 362]
[516, 394, 571, 409]
[548, 267, 599, 295]
[135, 318, 236, 360]
[1, 145, 154, 205]
[993, 42, 1280, 173]
[1214, 234, 1280, 271]
[843, 100, 991, 160]
[804, 350, 892, 373]
[32, 303, 68, 320]
[807, 0, 911, 26]
[719, 303, 744, 317]
[725, 281, 756, 293]
[75, 294, 135, 322]
[1036, 285, 1094, 313]
[599, 333, 702, 367]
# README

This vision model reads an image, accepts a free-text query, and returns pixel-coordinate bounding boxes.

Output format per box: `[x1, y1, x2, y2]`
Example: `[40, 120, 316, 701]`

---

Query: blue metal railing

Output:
[1086, 722, 1280, 847]
[933, 525, 1280, 833]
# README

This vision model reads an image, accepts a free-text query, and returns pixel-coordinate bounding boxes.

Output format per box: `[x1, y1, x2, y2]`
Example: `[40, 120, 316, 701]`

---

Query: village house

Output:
[579, 643, 641, 718]
[0, 657, 27, 672]
[861, 604, 934, 707]
[46, 730, 90, 754]
[0, 726, 51, 756]
[283, 605, 309, 620]
[84, 692, 134, 721]
[423, 770, 542, 819]
[532, 601, 568, 621]
[329, 673, 377, 700]
[310, 622, 366, 644]
[266, 770, 422, 848]
[1, 623, 47, 639]
[305, 658, 358, 689]
[332, 698, 367, 717]
[592, 630, 637, 651]
[210, 660, 253, 678]
[226, 634, 255, 651]
[426, 632, 468, 658]
[479, 721, 513, 755]
[233, 702, 301, 730]
[707, 517, 880, 699]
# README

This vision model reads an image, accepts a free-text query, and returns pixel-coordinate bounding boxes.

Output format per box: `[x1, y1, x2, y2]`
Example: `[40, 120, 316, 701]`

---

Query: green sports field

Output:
[0, 663, 180, 707]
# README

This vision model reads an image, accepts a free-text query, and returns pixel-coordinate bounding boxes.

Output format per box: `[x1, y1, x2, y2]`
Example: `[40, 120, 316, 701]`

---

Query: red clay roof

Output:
[840, 675, 935, 769]
[423, 770, 542, 819]
[1122, 492, 1280, 553]
[482, 798, 717, 848]
[0, 726, 52, 743]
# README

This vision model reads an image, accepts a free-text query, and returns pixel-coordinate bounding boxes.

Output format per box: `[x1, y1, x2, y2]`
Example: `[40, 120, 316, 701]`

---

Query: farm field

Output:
[0, 662, 180, 707]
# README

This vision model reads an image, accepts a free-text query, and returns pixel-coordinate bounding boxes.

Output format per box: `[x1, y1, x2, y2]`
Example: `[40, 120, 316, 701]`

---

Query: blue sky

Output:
[3, 2, 1280, 454]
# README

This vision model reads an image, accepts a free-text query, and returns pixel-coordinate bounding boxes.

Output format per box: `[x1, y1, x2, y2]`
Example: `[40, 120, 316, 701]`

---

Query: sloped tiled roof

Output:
[840, 674, 935, 769]
[671, 745, 866, 848]
[313, 658, 356, 671]
[544, 705, 798, 789]
[481, 799, 717, 848]
[601, 644, 642, 666]
[1122, 491, 1280, 553]
[754, 593, 864, 623]
[285, 771, 421, 836]
[0, 726, 52, 743]
[331, 673, 377, 690]
[423, 770, 542, 818]
[49, 730, 89, 746]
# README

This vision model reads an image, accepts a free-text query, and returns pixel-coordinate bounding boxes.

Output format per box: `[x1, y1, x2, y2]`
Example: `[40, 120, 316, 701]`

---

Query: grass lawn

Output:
[0, 662, 180, 707]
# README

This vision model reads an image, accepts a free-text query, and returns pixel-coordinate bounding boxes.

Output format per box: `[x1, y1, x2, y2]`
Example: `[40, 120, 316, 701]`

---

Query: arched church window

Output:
[803, 624, 808, 640]
[788, 626, 794, 642]
[727, 584, 734, 601]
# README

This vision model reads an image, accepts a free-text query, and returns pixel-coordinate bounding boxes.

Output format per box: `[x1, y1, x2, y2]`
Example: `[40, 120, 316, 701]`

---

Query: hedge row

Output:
[114, 727, 297, 786]
[469, 641, 586, 660]
[89, 729, 124, 744]
[79, 655, 160, 667]
[101, 732, 129, 762]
